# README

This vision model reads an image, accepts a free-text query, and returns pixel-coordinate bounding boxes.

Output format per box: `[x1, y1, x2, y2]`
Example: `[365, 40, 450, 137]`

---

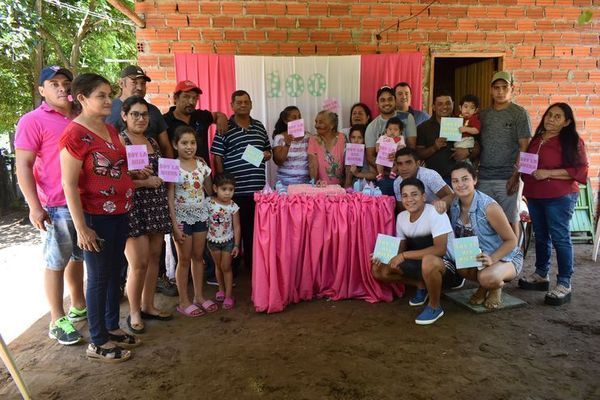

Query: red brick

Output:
[337, 44, 357, 54]
[390, 5, 412, 15]
[467, 7, 486, 18]
[257, 43, 278, 54]
[370, 5, 391, 16]
[176, 1, 198, 13]
[520, 83, 540, 94]
[377, 44, 399, 54]
[179, 29, 200, 41]
[457, 20, 477, 30]
[506, 7, 526, 17]
[224, 30, 244, 41]
[287, 3, 308, 15]
[357, 45, 378, 54]
[526, 7, 544, 18]
[308, 4, 328, 15]
[238, 43, 259, 54]
[505, 33, 525, 44]
[329, 5, 350, 16]
[158, 56, 174, 67]
[486, 7, 506, 17]
[542, 32, 563, 44]
[331, 31, 351, 42]
[438, 20, 458, 30]
[145, 16, 166, 27]
[578, 58, 598, 69]
[298, 18, 319, 28]
[222, 2, 243, 14]
[533, 71, 552, 80]
[212, 16, 233, 28]
[546, 7, 581, 19]
[418, 19, 437, 30]
[517, 20, 536, 30]
[299, 44, 317, 55]
[136, 29, 156, 40]
[156, 29, 178, 40]
[409, 32, 427, 42]
[199, 3, 220, 14]
[467, 32, 486, 42]
[362, 18, 382, 30]
[156, 2, 177, 13]
[276, 17, 296, 29]
[320, 18, 340, 29]
[478, 20, 497, 31]
[246, 30, 266, 41]
[171, 42, 192, 53]
[245, 3, 267, 15]
[310, 31, 330, 41]
[215, 43, 236, 54]
[265, 3, 286, 15]
[135, 2, 155, 13]
[523, 33, 542, 43]
[267, 31, 287, 41]
[194, 43, 213, 53]
[521, 58, 541, 69]
[288, 31, 308, 42]
[449, 32, 468, 42]
[554, 46, 573, 57]
[149, 41, 170, 54]
[386, 32, 409, 42]
[497, 20, 516, 31]
[514, 71, 533, 81]
[280, 43, 300, 55]
[166, 15, 188, 27]
[255, 17, 276, 28]
[233, 17, 254, 28]
[188, 16, 210, 27]
[202, 31, 223, 41]
[351, 5, 370, 16]
[429, 32, 448, 42]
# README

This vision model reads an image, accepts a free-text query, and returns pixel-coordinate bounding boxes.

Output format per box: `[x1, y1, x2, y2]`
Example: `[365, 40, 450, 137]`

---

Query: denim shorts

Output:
[181, 220, 207, 235]
[207, 239, 234, 253]
[41, 206, 83, 270]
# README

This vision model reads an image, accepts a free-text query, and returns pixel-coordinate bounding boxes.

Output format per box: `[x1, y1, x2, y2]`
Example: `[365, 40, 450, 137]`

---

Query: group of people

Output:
[15, 64, 587, 362]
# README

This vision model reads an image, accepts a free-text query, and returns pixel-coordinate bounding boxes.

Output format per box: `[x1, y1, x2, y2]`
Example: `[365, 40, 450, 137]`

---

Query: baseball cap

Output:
[491, 71, 513, 85]
[38, 66, 73, 85]
[174, 80, 202, 94]
[120, 65, 151, 82]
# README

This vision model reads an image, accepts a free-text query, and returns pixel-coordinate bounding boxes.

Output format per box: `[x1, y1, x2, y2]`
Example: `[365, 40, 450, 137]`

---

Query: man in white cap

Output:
[15, 66, 86, 345]
[106, 65, 173, 158]
[479, 71, 532, 235]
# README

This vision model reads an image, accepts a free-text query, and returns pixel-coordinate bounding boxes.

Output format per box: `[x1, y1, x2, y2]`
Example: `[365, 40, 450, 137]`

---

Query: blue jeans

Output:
[526, 192, 578, 287]
[42, 206, 83, 270]
[84, 213, 129, 346]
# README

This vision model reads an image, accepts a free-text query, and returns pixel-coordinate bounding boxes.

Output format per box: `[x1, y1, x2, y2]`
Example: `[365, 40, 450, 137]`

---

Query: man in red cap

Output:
[163, 80, 228, 162]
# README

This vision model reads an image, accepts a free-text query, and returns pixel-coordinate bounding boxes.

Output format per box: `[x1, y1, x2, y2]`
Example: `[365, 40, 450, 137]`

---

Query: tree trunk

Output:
[33, 0, 43, 108]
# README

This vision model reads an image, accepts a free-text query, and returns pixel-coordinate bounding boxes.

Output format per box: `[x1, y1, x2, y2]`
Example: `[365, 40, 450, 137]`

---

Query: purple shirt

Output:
[14, 102, 72, 207]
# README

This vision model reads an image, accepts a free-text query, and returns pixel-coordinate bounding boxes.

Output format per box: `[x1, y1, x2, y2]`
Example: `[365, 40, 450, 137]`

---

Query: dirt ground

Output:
[1, 210, 599, 400]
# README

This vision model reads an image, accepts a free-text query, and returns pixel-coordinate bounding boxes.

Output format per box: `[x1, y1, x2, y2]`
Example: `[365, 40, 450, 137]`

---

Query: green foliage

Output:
[0, 0, 136, 133]
[577, 10, 593, 25]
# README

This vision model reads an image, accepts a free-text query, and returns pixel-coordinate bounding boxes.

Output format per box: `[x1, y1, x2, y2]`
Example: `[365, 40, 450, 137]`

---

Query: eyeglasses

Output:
[129, 111, 149, 120]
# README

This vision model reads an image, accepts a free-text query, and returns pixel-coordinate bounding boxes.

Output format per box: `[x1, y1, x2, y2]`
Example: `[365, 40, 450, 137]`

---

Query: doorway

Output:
[429, 53, 504, 114]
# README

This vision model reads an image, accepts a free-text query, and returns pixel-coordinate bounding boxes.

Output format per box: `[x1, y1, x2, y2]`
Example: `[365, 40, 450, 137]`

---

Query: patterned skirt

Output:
[128, 184, 172, 238]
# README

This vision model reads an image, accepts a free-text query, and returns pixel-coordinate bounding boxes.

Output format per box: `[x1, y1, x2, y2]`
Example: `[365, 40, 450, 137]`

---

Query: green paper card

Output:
[241, 144, 264, 167]
[439, 117, 464, 142]
[373, 234, 401, 264]
[454, 236, 482, 269]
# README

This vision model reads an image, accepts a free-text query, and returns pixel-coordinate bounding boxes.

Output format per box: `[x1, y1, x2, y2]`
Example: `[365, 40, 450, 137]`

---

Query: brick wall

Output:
[135, 0, 600, 181]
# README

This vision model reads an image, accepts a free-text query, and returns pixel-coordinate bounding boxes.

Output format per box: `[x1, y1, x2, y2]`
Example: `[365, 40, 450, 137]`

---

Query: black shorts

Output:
[397, 258, 459, 283]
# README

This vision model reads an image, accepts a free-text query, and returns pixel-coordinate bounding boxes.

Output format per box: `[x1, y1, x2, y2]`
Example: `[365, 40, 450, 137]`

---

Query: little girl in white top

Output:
[167, 126, 217, 317]
[201, 172, 240, 309]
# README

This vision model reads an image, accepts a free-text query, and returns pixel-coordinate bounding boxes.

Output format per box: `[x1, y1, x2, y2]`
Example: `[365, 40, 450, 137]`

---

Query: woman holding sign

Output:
[422, 162, 522, 312]
[119, 96, 173, 333]
[60, 73, 148, 362]
[308, 110, 346, 185]
[519, 103, 587, 305]
[272, 106, 310, 185]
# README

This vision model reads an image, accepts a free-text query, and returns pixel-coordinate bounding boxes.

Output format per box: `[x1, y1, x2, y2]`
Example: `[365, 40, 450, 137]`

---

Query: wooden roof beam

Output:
[106, 0, 145, 28]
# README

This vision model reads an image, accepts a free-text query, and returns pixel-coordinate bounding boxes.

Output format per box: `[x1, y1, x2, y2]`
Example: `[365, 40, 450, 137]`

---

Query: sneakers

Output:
[415, 306, 445, 325]
[518, 272, 550, 291]
[206, 278, 219, 286]
[450, 277, 466, 290]
[67, 306, 87, 322]
[156, 276, 178, 297]
[409, 288, 428, 306]
[49, 316, 83, 345]
[545, 284, 572, 306]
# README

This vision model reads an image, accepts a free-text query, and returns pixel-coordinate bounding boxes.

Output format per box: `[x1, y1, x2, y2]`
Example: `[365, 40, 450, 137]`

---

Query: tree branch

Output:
[70, 0, 97, 70]
[38, 26, 69, 68]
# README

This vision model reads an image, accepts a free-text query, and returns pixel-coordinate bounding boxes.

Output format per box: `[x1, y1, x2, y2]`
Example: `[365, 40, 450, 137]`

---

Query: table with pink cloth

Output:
[251, 192, 405, 313]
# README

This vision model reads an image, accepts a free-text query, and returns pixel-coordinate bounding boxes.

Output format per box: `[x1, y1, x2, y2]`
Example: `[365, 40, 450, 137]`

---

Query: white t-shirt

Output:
[393, 167, 447, 204]
[396, 204, 453, 241]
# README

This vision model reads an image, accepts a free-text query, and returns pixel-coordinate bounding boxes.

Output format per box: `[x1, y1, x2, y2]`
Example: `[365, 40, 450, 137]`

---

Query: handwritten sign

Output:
[453, 236, 482, 269]
[345, 143, 365, 166]
[518, 152, 539, 175]
[375, 141, 396, 168]
[322, 98, 340, 113]
[126, 145, 149, 171]
[439, 117, 464, 142]
[158, 158, 180, 183]
[287, 119, 305, 138]
[373, 234, 401, 264]
[241, 144, 264, 167]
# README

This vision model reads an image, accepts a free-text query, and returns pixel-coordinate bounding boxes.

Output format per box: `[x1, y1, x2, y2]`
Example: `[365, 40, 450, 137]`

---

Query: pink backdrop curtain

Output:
[360, 53, 424, 117]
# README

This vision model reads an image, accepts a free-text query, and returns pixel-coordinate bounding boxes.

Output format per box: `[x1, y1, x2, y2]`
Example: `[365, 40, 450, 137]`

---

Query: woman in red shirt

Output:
[518, 103, 588, 306]
[60, 73, 149, 362]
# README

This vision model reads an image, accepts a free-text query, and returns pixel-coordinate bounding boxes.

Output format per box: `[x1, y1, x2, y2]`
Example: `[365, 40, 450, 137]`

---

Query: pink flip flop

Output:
[223, 297, 235, 310]
[176, 304, 205, 317]
[215, 291, 225, 302]
[198, 299, 218, 313]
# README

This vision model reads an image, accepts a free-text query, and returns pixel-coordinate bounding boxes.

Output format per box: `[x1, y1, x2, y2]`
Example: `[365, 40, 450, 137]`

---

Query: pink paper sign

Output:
[322, 98, 340, 113]
[376, 141, 396, 168]
[126, 145, 149, 171]
[345, 143, 365, 166]
[518, 152, 539, 174]
[158, 158, 180, 183]
[287, 119, 305, 138]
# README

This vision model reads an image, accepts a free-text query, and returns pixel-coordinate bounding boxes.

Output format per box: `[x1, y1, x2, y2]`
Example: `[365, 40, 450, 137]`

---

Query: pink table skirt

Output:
[252, 192, 405, 313]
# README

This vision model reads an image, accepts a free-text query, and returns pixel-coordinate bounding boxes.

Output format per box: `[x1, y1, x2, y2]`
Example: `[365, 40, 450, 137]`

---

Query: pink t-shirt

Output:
[14, 102, 72, 207]
[307, 132, 346, 185]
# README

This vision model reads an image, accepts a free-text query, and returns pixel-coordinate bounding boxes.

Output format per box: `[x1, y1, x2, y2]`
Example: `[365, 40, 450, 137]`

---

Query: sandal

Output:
[108, 331, 142, 348]
[127, 315, 145, 335]
[197, 299, 218, 313]
[215, 291, 225, 302]
[223, 297, 235, 310]
[176, 304, 205, 317]
[86, 343, 131, 363]
[545, 284, 572, 306]
[518, 272, 550, 291]
[140, 310, 173, 321]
